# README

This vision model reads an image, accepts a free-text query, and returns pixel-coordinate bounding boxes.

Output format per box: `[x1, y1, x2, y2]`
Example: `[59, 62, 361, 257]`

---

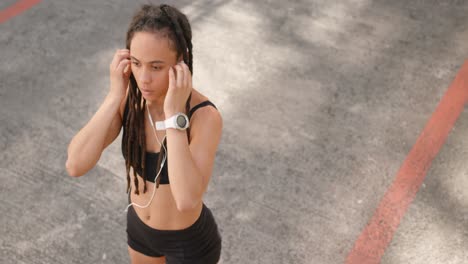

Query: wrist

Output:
[106, 92, 124, 103]
[156, 112, 190, 131]
[164, 109, 185, 117]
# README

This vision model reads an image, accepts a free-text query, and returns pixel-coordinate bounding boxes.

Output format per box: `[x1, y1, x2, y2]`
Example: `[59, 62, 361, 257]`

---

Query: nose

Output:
[138, 68, 151, 84]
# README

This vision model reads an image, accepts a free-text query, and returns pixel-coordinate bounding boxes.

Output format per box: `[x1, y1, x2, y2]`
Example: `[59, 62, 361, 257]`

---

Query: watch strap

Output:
[155, 114, 188, 130]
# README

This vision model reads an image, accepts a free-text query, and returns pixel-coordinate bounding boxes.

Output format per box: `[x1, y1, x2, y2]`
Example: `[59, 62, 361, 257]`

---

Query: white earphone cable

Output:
[123, 104, 167, 213]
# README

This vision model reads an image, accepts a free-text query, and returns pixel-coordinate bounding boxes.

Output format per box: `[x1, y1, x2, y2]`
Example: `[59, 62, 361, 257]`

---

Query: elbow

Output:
[65, 159, 84, 177]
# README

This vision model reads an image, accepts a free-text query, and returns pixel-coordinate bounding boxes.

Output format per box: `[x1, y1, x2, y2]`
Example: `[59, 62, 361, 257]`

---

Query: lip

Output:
[141, 89, 153, 94]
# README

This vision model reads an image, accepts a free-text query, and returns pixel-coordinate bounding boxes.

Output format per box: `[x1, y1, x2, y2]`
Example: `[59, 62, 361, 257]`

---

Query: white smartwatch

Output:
[155, 113, 190, 131]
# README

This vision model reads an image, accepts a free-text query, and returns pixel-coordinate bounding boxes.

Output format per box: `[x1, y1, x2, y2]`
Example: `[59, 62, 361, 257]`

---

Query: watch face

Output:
[176, 115, 187, 128]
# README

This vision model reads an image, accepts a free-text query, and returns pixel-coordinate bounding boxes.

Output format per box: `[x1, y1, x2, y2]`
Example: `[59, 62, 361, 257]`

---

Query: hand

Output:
[109, 49, 132, 100]
[164, 61, 192, 116]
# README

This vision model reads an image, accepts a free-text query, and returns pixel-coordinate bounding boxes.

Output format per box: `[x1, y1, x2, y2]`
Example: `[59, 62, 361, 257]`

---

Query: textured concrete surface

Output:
[1, 0, 468, 263]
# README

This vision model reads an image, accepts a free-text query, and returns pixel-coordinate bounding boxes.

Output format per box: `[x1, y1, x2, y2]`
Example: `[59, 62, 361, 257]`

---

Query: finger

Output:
[185, 63, 192, 89]
[181, 62, 188, 90]
[116, 58, 130, 74]
[112, 49, 129, 60]
[168, 66, 176, 90]
[182, 62, 189, 89]
[175, 64, 184, 89]
[117, 50, 130, 59]
[111, 50, 130, 69]
[123, 62, 132, 77]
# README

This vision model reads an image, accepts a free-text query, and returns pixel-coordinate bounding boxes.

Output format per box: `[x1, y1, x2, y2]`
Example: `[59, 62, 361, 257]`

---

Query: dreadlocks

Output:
[122, 4, 193, 195]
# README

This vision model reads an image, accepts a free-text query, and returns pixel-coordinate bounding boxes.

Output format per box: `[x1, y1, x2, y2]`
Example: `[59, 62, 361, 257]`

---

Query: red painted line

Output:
[0, 0, 41, 24]
[346, 60, 468, 264]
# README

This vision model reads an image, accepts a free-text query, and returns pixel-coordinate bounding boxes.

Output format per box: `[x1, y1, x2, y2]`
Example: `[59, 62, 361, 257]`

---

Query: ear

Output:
[177, 54, 184, 63]
[177, 49, 189, 63]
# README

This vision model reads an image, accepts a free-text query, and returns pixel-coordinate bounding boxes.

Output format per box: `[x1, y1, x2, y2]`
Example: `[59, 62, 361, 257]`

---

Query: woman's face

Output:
[129, 31, 178, 100]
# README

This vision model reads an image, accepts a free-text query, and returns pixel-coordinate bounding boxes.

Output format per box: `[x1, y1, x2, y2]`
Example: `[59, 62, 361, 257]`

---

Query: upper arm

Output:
[103, 89, 128, 150]
[188, 106, 223, 195]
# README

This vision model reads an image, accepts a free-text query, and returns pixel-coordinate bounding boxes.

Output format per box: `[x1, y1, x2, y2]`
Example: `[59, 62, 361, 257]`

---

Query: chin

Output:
[141, 89, 166, 100]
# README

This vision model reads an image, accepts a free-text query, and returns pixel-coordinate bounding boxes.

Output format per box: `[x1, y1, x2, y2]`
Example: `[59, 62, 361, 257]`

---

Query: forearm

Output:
[166, 129, 203, 211]
[66, 94, 122, 176]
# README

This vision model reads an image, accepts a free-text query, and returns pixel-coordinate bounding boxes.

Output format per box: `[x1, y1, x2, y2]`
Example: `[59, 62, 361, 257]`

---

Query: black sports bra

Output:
[121, 98, 217, 184]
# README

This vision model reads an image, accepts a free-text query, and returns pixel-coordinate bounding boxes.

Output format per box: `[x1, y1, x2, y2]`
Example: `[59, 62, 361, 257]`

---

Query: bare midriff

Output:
[129, 172, 203, 231]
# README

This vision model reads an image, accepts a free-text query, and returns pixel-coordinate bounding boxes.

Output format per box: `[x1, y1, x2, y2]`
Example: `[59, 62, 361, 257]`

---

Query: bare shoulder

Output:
[189, 88, 221, 118]
[189, 88, 209, 107]
[189, 89, 222, 137]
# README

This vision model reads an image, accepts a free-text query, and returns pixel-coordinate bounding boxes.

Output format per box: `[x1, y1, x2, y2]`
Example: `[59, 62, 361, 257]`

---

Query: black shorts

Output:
[126, 203, 222, 264]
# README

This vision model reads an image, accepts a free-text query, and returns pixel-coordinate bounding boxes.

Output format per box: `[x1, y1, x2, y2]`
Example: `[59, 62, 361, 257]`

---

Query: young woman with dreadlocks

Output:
[66, 4, 223, 264]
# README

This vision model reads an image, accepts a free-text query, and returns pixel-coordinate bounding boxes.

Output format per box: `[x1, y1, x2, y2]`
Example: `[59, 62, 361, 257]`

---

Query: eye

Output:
[152, 66, 162, 70]
[132, 61, 140, 67]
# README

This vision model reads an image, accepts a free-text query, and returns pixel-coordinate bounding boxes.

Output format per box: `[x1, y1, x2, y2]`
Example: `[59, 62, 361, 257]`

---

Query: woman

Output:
[66, 4, 223, 264]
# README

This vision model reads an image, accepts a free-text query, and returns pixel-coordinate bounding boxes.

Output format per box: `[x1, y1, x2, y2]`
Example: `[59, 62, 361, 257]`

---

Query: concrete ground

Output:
[1, 0, 468, 263]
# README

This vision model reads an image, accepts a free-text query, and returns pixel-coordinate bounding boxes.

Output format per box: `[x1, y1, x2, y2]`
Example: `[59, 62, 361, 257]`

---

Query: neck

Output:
[145, 96, 165, 117]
